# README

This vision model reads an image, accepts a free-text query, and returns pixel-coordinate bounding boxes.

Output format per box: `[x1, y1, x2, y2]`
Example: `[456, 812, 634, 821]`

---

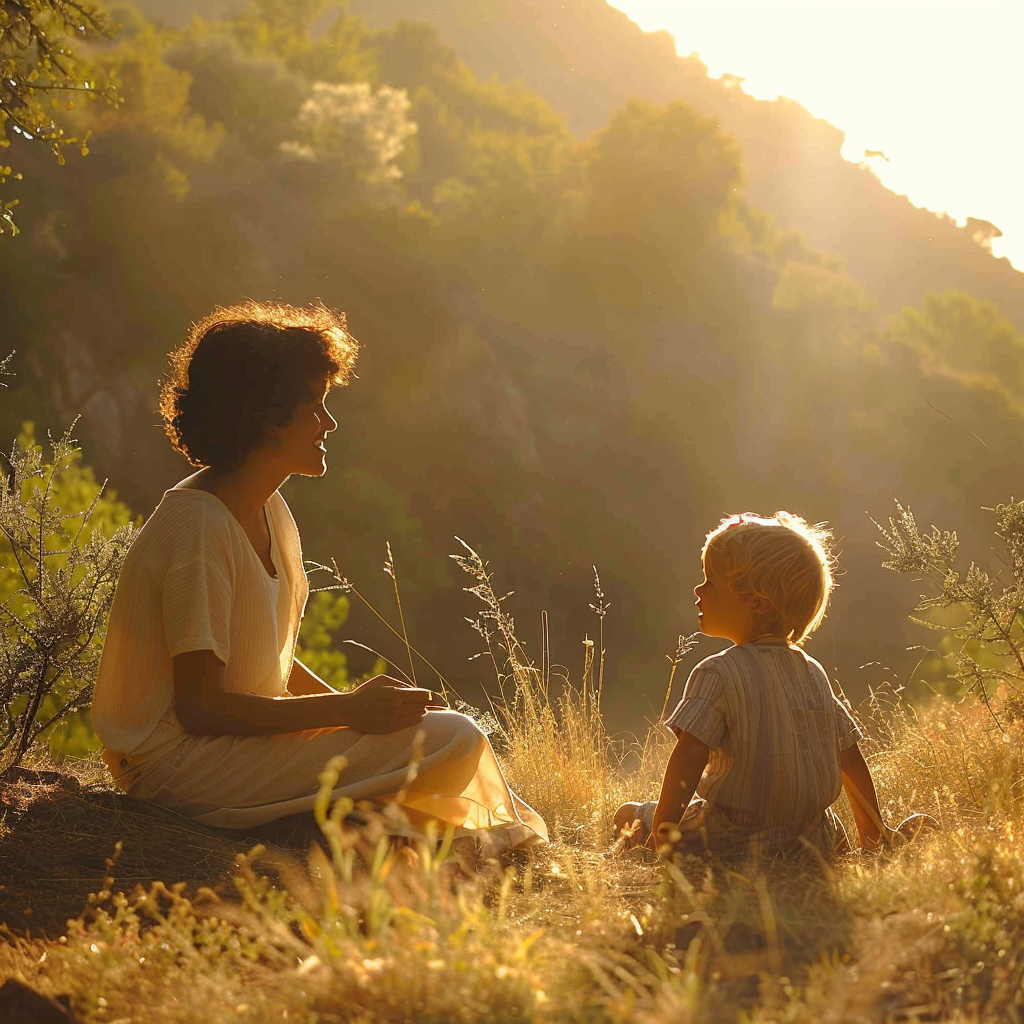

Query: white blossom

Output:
[281, 82, 417, 187]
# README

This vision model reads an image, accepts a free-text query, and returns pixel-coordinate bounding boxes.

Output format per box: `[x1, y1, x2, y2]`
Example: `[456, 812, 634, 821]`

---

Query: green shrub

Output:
[875, 499, 1024, 707]
[0, 422, 134, 777]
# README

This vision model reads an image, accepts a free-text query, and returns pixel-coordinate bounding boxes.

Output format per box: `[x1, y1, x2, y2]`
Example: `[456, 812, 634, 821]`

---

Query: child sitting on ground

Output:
[616, 512, 890, 865]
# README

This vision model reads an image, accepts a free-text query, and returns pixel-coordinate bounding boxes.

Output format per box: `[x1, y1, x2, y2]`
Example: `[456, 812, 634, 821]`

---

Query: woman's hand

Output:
[173, 654, 433, 737]
[342, 674, 433, 734]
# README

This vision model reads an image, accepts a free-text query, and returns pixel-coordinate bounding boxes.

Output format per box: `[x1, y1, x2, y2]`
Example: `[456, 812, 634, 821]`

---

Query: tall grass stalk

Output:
[451, 539, 658, 845]
[308, 557, 453, 700]
[659, 632, 701, 723]
[590, 567, 609, 703]
[383, 541, 417, 688]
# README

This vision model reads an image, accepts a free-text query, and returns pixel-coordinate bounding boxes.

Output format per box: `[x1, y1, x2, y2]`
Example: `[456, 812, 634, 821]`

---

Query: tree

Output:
[585, 99, 743, 251]
[226, 0, 377, 87]
[0, 0, 119, 233]
[772, 258, 875, 347]
[165, 29, 309, 157]
[883, 290, 1024, 391]
[280, 81, 416, 202]
[965, 216, 1002, 253]
[432, 127, 579, 268]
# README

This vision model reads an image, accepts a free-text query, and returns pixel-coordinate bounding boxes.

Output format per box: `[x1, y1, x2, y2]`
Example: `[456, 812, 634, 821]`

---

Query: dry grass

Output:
[0, 688, 1021, 1022]
[2, 570, 1023, 1022]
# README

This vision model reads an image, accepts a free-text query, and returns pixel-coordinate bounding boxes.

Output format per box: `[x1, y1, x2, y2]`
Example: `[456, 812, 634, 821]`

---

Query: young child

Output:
[616, 511, 888, 865]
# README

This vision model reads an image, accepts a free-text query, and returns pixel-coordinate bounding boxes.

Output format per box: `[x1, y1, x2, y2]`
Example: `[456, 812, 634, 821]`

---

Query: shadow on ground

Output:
[0, 769, 322, 938]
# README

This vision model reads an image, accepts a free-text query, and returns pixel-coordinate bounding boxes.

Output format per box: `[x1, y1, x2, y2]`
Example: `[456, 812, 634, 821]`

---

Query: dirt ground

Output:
[0, 769, 324, 938]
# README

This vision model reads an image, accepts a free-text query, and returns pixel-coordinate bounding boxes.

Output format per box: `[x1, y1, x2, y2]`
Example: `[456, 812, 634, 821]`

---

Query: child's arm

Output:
[840, 742, 888, 851]
[650, 731, 710, 844]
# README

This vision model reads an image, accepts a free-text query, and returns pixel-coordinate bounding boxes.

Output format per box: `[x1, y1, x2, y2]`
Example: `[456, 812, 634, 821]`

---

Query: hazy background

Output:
[3, 0, 1023, 729]
[614, 0, 1024, 269]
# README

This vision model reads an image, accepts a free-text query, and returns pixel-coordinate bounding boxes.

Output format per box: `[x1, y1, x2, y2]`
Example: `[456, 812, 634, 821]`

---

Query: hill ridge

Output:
[350, 0, 1024, 328]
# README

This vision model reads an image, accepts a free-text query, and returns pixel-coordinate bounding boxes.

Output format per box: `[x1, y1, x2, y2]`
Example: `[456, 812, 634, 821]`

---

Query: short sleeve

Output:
[160, 526, 235, 664]
[832, 690, 863, 751]
[804, 654, 863, 751]
[665, 663, 727, 748]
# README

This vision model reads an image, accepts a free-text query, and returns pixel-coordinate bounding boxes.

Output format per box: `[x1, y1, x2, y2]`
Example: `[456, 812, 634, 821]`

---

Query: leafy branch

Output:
[0, 422, 134, 778]
[874, 499, 1024, 710]
[1, 0, 120, 233]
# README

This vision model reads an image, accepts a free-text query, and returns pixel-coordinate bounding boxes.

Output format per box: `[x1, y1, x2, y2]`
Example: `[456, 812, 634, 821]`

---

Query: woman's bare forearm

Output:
[173, 651, 432, 737]
[177, 688, 354, 736]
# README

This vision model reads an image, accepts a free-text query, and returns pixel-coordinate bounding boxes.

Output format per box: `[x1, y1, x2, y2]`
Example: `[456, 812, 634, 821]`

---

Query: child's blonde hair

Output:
[702, 512, 836, 645]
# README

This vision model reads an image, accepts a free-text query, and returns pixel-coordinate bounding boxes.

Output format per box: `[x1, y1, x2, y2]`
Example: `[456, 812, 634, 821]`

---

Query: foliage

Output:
[280, 81, 417, 200]
[433, 126, 578, 262]
[294, 589, 353, 691]
[3, 0, 1024, 714]
[231, 0, 376, 83]
[0, 0, 119, 233]
[84, 18, 224, 196]
[585, 98, 742, 251]
[4, 606, 1024, 1022]
[0, 422, 134, 777]
[874, 499, 1024, 705]
[883, 289, 1024, 390]
[164, 28, 309, 157]
[771, 258, 875, 344]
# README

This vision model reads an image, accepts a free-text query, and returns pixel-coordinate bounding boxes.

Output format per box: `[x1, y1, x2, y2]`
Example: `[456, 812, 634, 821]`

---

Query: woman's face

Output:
[265, 385, 338, 477]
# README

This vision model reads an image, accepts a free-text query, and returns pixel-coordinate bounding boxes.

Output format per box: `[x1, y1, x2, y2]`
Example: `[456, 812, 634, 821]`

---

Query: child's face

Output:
[693, 554, 758, 645]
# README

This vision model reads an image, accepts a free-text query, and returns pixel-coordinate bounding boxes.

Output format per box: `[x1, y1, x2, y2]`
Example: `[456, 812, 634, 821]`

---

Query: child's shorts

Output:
[632, 800, 657, 838]
[617, 799, 846, 863]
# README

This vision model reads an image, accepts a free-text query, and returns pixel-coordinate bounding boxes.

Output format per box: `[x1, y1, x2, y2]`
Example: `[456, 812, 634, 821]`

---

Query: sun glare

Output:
[611, 1, 1024, 268]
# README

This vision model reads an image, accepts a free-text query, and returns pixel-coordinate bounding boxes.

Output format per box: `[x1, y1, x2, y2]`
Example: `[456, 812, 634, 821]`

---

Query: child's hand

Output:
[611, 802, 646, 852]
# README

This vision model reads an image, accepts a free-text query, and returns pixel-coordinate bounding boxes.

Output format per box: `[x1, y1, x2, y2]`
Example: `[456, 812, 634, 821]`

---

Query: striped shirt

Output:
[666, 640, 861, 831]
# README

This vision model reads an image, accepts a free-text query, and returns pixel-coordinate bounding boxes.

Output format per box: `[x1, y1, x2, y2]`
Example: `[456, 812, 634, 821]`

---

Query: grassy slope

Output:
[1, 685, 1021, 1023]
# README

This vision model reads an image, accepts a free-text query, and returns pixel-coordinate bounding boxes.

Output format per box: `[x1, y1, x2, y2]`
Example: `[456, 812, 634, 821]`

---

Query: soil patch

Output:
[0, 769, 323, 938]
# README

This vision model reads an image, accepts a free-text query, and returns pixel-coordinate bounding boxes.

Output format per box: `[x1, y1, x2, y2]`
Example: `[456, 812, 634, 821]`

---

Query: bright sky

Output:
[610, 1, 1024, 270]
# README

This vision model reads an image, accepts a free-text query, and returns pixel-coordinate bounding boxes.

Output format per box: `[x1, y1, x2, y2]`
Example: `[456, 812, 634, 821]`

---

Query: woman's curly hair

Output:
[159, 301, 358, 469]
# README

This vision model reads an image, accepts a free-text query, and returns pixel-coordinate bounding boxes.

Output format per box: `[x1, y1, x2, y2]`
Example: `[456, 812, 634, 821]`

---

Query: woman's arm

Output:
[173, 650, 431, 737]
[840, 742, 888, 851]
[650, 730, 710, 843]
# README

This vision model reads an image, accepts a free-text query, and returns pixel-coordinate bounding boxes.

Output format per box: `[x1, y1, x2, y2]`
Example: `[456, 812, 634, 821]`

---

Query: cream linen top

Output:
[92, 488, 308, 762]
[666, 641, 862, 829]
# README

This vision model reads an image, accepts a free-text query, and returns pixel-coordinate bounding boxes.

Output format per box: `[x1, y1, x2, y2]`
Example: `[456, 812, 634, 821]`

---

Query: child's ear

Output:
[747, 594, 772, 614]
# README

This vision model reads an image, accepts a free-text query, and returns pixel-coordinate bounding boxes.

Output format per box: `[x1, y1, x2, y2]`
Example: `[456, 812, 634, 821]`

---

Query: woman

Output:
[92, 301, 546, 852]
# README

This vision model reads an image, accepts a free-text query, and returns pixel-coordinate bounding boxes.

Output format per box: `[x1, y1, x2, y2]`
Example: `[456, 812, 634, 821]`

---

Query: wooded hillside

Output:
[351, 0, 1024, 328]
[4, 0, 1022, 723]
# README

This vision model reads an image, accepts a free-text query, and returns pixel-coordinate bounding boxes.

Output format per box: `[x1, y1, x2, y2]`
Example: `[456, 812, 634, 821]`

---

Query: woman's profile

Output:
[91, 301, 546, 854]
